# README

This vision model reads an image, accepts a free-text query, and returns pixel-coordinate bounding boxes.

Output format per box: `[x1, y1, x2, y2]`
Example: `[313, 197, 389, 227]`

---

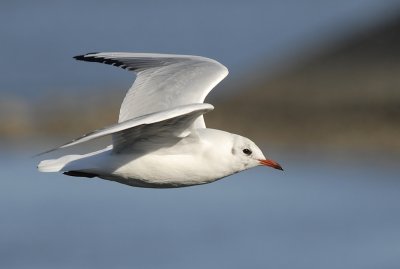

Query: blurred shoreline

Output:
[2, 88, 399, 156]
[2, 14, 400, 155]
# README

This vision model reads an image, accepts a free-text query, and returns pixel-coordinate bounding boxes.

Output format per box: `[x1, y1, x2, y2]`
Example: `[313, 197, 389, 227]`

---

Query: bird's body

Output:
[38, 52, 282, 188]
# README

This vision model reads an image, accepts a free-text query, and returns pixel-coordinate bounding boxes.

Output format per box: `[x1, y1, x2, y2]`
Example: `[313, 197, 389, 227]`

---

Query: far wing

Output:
[74, 52, 228, 128]
[38, 104, 213, 156]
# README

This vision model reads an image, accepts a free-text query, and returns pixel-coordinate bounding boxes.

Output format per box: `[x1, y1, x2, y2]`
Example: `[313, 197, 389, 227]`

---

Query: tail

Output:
[37, 146, 112, 178]
[38, 155, 99, 178]
[37, 154, 84, 172]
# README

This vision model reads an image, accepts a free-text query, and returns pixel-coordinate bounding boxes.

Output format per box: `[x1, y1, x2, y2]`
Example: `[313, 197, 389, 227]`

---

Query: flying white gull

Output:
[38, 52, 283, 188]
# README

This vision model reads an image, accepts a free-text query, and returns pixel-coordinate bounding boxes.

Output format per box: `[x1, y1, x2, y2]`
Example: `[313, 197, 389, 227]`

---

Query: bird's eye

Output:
[242, 148, 252, 155]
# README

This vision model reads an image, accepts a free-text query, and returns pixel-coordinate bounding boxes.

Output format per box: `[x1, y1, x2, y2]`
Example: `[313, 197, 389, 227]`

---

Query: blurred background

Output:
[1, 1, 400, 268]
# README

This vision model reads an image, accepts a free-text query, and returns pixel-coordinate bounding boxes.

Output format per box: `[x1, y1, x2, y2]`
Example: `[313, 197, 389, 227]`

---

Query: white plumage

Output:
[38, 52, 282, 188]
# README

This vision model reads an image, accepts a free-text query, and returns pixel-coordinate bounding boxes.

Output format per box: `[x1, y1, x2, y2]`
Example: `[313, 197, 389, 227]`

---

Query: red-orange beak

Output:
[258, 159, 283, 171]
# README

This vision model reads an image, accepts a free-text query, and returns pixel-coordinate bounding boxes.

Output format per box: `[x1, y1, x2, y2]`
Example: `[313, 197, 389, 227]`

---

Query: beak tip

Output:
[259, 159, 284, 171]
[272, 163, 284, 171]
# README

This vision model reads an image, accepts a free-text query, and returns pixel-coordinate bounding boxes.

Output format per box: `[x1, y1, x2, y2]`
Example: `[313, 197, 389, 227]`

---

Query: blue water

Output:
[1, 150, 399, 268]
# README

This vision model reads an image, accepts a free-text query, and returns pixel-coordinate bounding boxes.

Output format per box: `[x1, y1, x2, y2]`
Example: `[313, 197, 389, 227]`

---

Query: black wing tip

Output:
[73, 52, 131, 70]
[32, 148, 56, 158]
[73, 52, 100, 61]
[63, 171, 98, 178]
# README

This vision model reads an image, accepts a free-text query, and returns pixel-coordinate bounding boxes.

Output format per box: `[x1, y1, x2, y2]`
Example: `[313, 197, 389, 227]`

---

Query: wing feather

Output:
[37, 104, 213, 156]
[74, 52, 228, 127]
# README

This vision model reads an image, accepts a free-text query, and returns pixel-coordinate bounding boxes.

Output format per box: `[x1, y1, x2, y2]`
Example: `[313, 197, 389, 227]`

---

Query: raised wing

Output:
[74, 52, 228, 127]
[38, 104, 213, 156]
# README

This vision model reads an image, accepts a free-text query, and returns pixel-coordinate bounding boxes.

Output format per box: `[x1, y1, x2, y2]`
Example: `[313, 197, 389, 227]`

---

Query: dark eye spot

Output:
[242, 148, 252, 155]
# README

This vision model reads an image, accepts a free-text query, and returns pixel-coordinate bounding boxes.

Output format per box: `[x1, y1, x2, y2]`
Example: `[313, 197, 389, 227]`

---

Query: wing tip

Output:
[73, 52, 132, 70]
[73, 52, 100, 61]
[33, 148, 57, 158]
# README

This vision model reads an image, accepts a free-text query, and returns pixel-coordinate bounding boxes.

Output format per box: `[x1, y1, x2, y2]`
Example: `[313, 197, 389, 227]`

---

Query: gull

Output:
[38, 52, 283, 188]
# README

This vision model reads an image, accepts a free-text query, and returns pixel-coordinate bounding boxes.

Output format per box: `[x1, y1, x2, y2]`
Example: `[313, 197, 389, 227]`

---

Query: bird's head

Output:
[231, 134, 283, 171]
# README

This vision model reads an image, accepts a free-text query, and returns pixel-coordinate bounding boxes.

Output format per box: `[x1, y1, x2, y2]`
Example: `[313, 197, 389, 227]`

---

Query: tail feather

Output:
[38, 159, 62, 172]
[37, 155, 83, 173]
[37, 146, 112, 176]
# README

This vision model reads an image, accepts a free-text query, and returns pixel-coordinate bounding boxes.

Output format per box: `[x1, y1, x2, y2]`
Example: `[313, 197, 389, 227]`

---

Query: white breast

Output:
[97, 130, 237, 188]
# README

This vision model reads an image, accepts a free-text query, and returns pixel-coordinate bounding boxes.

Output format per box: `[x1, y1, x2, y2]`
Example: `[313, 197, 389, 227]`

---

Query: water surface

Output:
[1, 151, 399, 268]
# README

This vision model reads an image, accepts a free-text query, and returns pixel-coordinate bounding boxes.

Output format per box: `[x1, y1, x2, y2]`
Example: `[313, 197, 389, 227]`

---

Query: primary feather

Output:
[74, 52, 228, 127]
